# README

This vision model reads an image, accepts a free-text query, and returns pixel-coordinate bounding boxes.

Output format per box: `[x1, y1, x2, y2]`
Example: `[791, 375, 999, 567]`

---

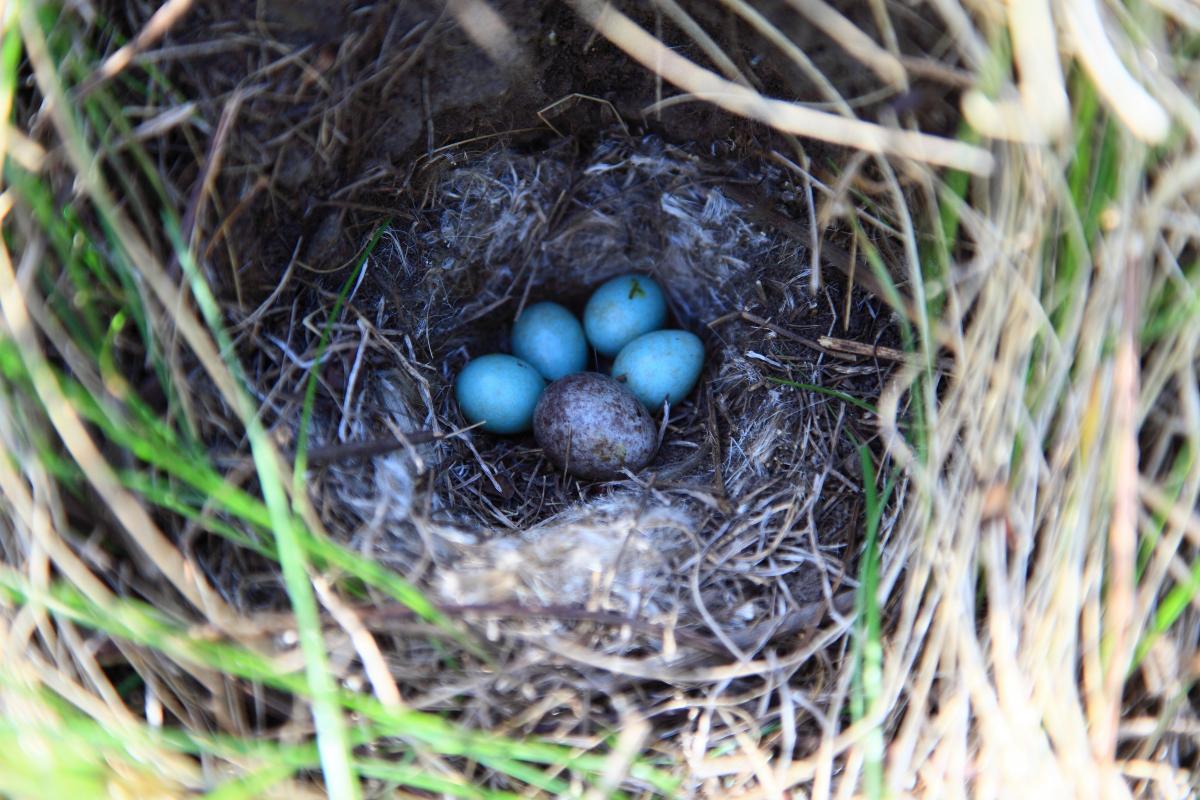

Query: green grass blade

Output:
[0, 569, 680, 795]
[293, 220, 390, 483]
[767, 376, 878, 415]
[852, 444, 893, 800]
[168, 222, 361, 800]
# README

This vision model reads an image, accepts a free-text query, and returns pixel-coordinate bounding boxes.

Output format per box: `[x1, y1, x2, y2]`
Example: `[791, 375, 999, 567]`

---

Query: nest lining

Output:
[220, 130, 894, 662]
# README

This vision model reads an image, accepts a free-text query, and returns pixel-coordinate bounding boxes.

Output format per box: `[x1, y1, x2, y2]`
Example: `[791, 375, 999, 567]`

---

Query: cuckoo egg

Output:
[533, 372, 658, 480]
[582, 273, 667, 357]
[511, 301, 589, 380]
[455, 354, 545, 434]
[612, 329, 705, 411]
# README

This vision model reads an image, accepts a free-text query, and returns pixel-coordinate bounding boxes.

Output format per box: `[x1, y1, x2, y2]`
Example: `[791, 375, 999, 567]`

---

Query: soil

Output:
[127, 0, 959, 308]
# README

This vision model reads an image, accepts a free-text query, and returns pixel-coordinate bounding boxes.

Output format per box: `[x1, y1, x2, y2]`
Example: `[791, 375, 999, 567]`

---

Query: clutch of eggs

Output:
[452, 272, 705, 479]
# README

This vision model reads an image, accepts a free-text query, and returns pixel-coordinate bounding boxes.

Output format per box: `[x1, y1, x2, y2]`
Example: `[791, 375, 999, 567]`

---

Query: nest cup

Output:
[290, 130, 890, 642]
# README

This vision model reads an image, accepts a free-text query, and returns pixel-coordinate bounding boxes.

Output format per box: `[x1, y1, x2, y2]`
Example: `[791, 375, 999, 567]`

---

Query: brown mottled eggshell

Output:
[533, 373, 658, 480]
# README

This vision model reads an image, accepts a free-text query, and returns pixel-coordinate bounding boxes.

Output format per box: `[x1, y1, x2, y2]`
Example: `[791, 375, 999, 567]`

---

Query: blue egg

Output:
[612, 330, 705, 411]
[455, 354, 545, 434]
[511, 301, 588, 380]
[583, 273, 668, 357]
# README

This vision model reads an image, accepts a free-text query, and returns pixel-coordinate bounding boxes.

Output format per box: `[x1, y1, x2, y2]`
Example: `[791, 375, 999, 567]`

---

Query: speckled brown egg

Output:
[533, 373, 658, 480]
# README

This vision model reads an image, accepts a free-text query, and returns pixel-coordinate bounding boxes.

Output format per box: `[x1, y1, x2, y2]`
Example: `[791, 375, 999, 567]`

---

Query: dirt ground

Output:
[156, 0, 954, 305]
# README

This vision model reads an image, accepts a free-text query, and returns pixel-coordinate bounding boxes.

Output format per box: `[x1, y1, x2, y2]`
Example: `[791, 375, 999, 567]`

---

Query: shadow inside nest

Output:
[241, 129, 897, 668]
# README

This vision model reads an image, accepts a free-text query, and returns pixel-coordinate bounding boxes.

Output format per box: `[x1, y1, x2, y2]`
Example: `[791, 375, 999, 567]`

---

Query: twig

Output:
[566, 0, 995, 175]
[1091, 251, 1140, 769]
[719, 180, 916, 319]
[781, 0, 906, 89]
[1062, 0, 1169, 144]
[77, 0, 196, 97]
[708, 310, 823, 351]
[818, 335, 955, 374]
[313, 576, 403, 708]
[305, 432, 442, 467]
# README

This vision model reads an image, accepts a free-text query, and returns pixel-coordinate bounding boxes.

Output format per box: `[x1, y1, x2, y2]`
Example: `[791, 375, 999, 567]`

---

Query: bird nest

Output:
[147, 0, 920, 766]
[217, 127, 897, 683]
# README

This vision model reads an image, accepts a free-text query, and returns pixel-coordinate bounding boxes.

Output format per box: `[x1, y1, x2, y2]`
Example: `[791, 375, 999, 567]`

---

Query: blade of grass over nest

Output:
[289, 220, 481, 654]
[2, 155, 235, 627]
[567, 0, 994, 174]
[1138, 555, 1200, 669]
[0, 2, 19, 150]
[1052, 74, 1119, 332]
[851, 446, 892, 800]
[26, 0, 477, 678]
[845, 210, 934, 466]
[204, 735, 510, 800]
[41, 349, 480, 650]
[205, 765, 311, 800]
[167, 224, 359, 800]
[49, 367, 273, 527]
[929, 125, 979, 288]
[1140, 257, 1200, 344]
[1132, 449, 1200, 669]
[767, 376, 878, 416]
[0, 715, 177, 799]
[847, 215, 914, 349]
[0, 570, 680, 796]
[293, 220, 391, 483]
[0, 668, 316, 798]
[12, 19, 197, 440]
[119, 470, 273, 558]
[0, 676, 467, 800]
[4, 168, 105, 351]
[473, 756, 571, 796]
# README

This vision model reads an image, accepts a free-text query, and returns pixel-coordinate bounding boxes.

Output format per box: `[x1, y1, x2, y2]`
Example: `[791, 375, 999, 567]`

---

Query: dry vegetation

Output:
[0, 0, 1198, 798]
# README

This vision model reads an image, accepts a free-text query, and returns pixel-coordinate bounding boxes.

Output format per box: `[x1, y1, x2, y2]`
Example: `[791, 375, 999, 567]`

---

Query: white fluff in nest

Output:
[420, 136, 780, 328]
[363, 375, 444, 522]
[436, 499, 692, 613]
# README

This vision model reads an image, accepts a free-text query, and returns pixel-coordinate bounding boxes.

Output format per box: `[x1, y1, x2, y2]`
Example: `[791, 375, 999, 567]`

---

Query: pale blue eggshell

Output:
[511, 301, 588, 380]
[455, 354, 545, 434]
[612, 329, 705, 411]
[582, 273, 667, 357]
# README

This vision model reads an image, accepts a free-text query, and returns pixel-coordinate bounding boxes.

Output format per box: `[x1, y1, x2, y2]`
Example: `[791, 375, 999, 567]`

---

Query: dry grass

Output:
[1, 0, 1199, 798]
